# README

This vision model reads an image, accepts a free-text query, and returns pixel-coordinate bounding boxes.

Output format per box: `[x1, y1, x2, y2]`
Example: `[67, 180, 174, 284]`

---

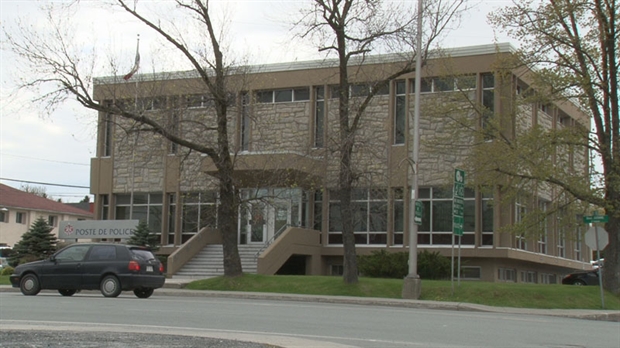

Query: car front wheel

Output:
[133, 288, 154, 299]
[58, 289, 77, 296]
[572, 280, 586, 286]
[20, 274, 41, 296]
[100, 275, 122, 297]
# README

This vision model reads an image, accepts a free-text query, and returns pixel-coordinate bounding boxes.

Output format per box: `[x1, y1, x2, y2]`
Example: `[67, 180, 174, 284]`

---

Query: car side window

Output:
[88, 246, 117, 261]
[55, 245, 90, 262]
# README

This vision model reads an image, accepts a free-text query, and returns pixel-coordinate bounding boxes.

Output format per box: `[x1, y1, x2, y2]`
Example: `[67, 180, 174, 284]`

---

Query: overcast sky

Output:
[0, 0, 514, 203]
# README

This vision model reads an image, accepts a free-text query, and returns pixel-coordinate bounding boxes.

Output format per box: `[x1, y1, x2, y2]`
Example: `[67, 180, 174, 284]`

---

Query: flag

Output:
[123, 36, 140, 80]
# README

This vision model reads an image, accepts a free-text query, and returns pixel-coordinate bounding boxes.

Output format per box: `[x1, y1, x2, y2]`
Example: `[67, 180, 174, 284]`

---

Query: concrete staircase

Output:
[172, 244, 263, 279]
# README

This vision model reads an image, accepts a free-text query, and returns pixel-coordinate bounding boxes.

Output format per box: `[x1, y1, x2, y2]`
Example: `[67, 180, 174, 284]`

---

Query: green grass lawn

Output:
[186, 274, 620, 310]
[3, 274, 618, 310]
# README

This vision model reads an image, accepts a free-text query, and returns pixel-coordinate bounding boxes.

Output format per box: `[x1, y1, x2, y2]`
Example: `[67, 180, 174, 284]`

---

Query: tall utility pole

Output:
[402, 0, 423, 300]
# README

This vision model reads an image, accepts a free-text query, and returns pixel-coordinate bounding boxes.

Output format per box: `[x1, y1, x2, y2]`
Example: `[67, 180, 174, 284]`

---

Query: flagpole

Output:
[129, 34, 140, 220]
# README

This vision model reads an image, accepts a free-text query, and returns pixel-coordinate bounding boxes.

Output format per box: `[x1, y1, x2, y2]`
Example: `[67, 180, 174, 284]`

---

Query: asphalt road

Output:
[1, 291, 619, 347]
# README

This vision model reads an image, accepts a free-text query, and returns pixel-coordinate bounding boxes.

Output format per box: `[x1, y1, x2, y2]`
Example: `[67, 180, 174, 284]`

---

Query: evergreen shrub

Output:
[358, 249, 451, 280]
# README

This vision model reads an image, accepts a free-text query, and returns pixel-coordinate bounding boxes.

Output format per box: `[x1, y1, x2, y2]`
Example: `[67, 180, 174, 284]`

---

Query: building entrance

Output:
[238, 188, 303, 245]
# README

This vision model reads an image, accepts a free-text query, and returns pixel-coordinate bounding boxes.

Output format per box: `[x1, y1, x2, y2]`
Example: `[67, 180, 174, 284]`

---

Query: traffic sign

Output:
[453, 216, 464, 236]
[453, 169, 466, 236]
[414, 201, 423, 225]
[585, 226, 609, 250]
[583, 215, 609, 224]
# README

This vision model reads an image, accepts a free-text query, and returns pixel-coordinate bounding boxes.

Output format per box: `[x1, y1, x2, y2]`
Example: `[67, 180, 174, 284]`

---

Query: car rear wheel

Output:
[100, 275, 121, 297]
[58, 289, 77, 296]
[572, 280, 586, 286]
[20, 274, 41, 296]
[133, 288, 154, 299]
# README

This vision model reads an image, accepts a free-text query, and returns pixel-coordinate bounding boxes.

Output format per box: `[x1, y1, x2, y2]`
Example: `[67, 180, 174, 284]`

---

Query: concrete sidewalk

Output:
[2, 278, 619, 323]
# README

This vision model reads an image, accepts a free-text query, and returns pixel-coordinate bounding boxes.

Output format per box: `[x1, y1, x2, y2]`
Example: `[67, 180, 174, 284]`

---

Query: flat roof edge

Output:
[94, 42, 515, 85]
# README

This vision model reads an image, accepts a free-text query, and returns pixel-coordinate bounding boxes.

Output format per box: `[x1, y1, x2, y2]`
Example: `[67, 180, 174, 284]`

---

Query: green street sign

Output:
[453, 216, 464, 236]
[453, 169, 466, 236]
[583, 215, 609, 224]
[414, 201, 424, 225]
[453, 197, 464, 216]
[454, 169, 465, 199]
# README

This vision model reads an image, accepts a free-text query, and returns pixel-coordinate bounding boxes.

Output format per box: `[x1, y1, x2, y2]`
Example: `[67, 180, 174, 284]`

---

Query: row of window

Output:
[101, 74, 498, 157]
[104, 74, 493, 113]
[0, 211, 57, 226]
[100, 187, 583, 260]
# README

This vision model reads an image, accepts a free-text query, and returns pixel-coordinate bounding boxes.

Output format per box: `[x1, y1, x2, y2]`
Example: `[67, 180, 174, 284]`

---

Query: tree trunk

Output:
[602, 216, 619, 294]
[340, 149, 358, 284]
[218, 167, 243, 277]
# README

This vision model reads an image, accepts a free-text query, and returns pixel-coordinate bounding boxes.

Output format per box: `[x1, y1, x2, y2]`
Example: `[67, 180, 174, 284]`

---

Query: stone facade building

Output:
[91, 43, 592, 282]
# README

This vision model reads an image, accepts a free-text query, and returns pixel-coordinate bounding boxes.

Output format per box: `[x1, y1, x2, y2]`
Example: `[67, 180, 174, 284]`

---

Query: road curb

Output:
[2, 284, 618, 322]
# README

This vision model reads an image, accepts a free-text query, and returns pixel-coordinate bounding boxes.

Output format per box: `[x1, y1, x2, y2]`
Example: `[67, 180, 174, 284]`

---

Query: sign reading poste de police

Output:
[59, 220, 139, 240]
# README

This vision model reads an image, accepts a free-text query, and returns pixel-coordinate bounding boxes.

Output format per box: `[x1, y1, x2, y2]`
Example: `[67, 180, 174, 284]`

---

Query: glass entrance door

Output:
[273, 201, 290, 238]
[238, 188, 303, 245]
[249, 202, 267, 243]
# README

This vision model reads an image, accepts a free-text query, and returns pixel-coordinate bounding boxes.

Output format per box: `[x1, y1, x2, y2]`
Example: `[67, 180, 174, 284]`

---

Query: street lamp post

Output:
[402, 0, 423, 300]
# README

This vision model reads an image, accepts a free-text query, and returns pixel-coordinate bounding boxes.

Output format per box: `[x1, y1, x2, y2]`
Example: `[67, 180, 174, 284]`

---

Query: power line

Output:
[0, 178, 89, 189]
[0, 153, 90, 166]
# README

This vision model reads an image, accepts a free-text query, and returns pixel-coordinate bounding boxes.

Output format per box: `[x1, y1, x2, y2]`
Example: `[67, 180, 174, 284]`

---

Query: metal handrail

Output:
[254, 223, 296, 259]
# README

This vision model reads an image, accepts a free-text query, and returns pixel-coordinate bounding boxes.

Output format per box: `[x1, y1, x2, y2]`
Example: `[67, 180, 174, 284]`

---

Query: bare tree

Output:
[486, 0, 619, 294]
[20, 185, 49, 199]
[294, 0, 467, 284]
[4, 0, 248, 277]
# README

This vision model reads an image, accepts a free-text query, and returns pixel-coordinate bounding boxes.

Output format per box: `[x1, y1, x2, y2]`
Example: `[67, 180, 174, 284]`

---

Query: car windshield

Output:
[131, 249, 156, 261]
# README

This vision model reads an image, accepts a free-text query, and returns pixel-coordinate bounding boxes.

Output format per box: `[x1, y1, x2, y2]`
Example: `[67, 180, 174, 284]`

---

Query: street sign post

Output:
[452, 169, 465, 293]
[583, 217, 608, 309]
[453, 169, 465, 236]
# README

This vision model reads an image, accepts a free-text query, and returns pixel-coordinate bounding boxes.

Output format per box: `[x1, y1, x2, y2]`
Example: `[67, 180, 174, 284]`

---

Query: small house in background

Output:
[0, 183, 93, 248]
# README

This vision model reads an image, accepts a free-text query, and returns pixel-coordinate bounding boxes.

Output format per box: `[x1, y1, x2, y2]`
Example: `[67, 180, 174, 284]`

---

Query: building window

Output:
[48, 215, 58, 227]
[540, 273, 557, 284]
[538, 201, 548, 254]
[331, 264, 344, 276]
[313, 190, 323, 231]
[115, 193, 163, 235]
[481, 73, 495, 140]
[393, 188, 404, 245]
[418, 187, 475, 245]
[460, 266, 481, 280]
[186, 94, 212, 108]
[394, 80, 406, 145]
[256, 87, 310, 103]
[181, 191, 218, 242]
[314, 86, 325, 148]
[100, 195, 109, 220]
[103, 112, 113, 157]
[16, 212, 26, 224]
[539, 103, 551, 115]
[575, 226, 583, 261]
[498, 268, 516, 282]
[330, 83, 389, 99]
[481, 192, 494, 246]
[139, 96, 166, 111]
[241, 92, 250, 151]
[169, 111, 179, 154]
[521, 270, 537, 283]
[167, 193, 176, 245]
[515, 201, 527, 250]
[0, 210, 7, 223]
[328, 188, 388, 245]
[416, 75, 475, 93]
[557, 230, 565, 258]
